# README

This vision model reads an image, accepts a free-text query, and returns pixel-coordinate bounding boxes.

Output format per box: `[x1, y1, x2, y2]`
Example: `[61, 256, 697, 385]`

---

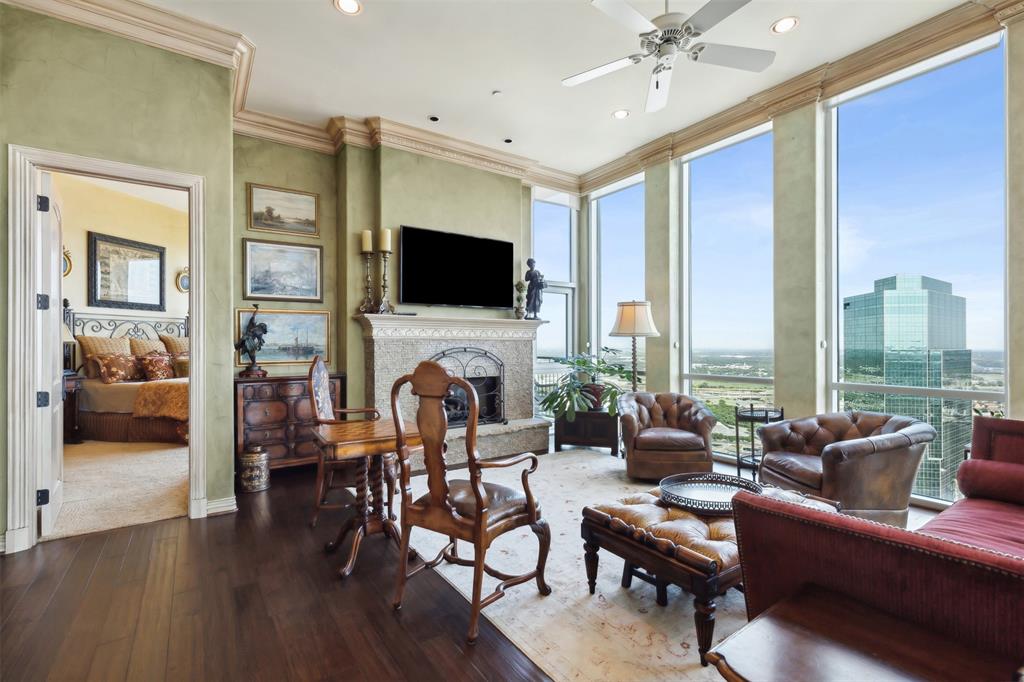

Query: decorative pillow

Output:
[141, 353, 175, 381]
[76, 336, 131, 378]
[172, 355, 190, 378]
[160, 335, 189, 355]
[93, 354, 137, 384]
[130, 338, 167, 356]
[957, 458, 1024, 505]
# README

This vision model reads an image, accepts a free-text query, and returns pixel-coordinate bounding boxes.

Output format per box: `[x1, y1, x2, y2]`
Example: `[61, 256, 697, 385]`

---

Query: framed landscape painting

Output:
[247, 183, 319, 237]
[243, 238, 323, 302]
[235, 308, 330, 365]
[87, 232, 166, 311]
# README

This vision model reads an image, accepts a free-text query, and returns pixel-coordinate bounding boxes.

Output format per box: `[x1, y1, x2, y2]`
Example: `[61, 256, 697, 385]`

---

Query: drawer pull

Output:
[264, 409, 270, 416]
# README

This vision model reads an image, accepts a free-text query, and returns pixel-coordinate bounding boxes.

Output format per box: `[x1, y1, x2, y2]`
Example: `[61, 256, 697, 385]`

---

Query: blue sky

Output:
[590, 39, 1005, 354]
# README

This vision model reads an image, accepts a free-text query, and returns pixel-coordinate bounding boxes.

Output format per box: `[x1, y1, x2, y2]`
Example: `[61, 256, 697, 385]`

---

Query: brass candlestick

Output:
[376, 251, 395, 314]
[358, 251, 375, 313]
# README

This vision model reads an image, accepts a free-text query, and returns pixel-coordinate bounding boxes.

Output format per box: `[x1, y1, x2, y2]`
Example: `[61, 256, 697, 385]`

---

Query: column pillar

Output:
[644, 160, 680, 393]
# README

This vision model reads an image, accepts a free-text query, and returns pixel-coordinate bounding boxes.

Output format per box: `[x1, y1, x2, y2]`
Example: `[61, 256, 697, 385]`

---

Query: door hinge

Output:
[36, 391, 50, 407]
[36, 489, 50, 506]
[36, 195, 50, 212]
[36, 293, 50, 310]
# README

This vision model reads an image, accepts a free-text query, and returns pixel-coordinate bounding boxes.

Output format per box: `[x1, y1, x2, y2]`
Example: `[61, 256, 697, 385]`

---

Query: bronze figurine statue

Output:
[235, 304, 269, 378]
[524, 258, 546, 320]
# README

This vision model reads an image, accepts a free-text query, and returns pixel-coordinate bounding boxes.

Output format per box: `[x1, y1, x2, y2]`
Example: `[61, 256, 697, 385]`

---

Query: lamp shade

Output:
[608, 300, 660, 337]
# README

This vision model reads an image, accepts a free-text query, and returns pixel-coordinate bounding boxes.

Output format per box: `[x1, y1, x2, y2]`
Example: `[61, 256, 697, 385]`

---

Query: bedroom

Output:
[49, 171, 191, 539]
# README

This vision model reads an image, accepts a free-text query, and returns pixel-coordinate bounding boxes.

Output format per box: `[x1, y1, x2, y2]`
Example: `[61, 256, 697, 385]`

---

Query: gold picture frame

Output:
[247, 182, 320, 238]
[234, 307, 330, 366]
[175, 267, 190, 293]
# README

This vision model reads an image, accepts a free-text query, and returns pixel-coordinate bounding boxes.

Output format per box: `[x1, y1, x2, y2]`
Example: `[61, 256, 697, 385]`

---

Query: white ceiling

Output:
[151, 0, 962, 174]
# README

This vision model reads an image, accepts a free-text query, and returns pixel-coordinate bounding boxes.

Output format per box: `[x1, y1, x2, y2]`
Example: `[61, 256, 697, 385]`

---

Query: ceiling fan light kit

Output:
[563, 0, 776, 113]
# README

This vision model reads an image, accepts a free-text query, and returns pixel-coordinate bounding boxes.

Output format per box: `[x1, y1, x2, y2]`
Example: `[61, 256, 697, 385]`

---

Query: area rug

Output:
[44, 440, 188, 540]
[406, 449, 744, 681]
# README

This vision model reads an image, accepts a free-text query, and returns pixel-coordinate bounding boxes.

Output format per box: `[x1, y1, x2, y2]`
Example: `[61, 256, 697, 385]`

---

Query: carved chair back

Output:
[308, 355, 336, 425]
[391, 360, 486, 531]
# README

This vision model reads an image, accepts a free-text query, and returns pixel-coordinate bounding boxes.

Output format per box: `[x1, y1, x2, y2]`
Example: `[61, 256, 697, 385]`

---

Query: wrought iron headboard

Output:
[63, 299, 189, 339]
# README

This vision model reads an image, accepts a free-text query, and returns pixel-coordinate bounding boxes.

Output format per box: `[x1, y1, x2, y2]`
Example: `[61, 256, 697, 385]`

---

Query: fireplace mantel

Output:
[357, 312, 550, 467]
[356, 314, 545, 340]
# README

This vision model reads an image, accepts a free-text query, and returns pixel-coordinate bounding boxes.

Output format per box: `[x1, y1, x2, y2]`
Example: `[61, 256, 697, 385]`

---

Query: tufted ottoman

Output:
[581, 487, 837, 666]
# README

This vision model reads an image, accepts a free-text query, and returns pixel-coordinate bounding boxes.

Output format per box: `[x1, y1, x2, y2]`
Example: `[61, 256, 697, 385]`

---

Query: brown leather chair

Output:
[618, 392, 717, 481]
[757, 411, 936, 527]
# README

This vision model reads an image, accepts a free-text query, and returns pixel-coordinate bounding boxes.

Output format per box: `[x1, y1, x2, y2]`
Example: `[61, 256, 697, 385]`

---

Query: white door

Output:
[37, 170, 64, 537]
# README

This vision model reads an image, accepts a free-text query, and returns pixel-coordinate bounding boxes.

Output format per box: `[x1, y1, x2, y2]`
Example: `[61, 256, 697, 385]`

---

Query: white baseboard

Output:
[207, 496, 237, 516]
[3, 526, 32, 554]
[0, 535, 6, 554]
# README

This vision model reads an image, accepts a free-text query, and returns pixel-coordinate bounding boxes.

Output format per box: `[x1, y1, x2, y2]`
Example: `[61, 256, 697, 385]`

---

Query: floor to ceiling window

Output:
[594, 178, 645, 388]
[828, 34, 1006, 503]
[682, 127, 773, 456]
[532, 191, 577, 409]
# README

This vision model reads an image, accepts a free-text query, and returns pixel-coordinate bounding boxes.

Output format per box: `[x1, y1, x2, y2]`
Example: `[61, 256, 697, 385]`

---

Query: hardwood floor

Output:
[1, 466, 549, 682]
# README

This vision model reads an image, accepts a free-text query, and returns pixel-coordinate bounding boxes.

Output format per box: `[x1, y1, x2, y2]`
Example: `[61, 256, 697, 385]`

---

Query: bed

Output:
[64, 303, 190, 444]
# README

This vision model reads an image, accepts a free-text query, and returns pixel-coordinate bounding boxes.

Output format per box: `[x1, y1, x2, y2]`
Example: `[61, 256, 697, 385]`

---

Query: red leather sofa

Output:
[731, 415, 1024, 667]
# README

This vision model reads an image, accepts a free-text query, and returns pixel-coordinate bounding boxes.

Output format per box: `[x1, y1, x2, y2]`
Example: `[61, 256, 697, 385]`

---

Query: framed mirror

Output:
[88, 231, 166, 311]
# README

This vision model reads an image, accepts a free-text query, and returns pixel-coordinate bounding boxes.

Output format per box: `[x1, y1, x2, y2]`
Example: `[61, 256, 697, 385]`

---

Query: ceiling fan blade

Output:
[686, 0, 751, 34]
[691, 43, 775, 72]
[645, 67, 673, 113]
[562, 55, 639, 87]
[591, 0, 657, 35]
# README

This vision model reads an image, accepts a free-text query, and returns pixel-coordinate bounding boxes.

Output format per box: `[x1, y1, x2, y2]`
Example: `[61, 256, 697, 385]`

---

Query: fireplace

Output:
[430, 347, 506, 427]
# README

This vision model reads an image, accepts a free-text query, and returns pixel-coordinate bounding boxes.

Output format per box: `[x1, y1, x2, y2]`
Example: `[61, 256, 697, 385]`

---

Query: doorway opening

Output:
[46, 172, 191, 539]
[6, 146, 208, 554]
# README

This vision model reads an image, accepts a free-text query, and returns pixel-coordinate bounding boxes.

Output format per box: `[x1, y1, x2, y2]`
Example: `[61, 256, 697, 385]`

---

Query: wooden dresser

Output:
[234, 373, 347, 469]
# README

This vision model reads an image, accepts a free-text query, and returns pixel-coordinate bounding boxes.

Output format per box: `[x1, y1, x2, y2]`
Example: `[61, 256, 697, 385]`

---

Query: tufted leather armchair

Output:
[757, 411, 936, 527]
[618, 392, 717, 481]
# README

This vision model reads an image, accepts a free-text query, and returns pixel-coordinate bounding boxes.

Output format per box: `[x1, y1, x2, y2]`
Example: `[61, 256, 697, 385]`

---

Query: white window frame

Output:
[531, 192, 577, 359]
[590, 173, 645, 360]
[824, 32, 1008, 509]
[679, 123, 775, 398]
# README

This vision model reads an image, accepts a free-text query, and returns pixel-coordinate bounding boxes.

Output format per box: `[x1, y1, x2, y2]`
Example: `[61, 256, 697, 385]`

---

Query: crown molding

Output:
[577, 0, 1008, 195]
[366, 117, 539, 180]
[327, 117, 373, 149]
[233, 110, 335, 154]
[5, 0, 257, 115]
[522, 165, 582, 196]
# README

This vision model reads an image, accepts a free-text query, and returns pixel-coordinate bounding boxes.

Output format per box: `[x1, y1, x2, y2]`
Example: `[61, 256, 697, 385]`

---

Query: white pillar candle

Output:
[379, 228, 392, 253]
[361, 229, 373, 253]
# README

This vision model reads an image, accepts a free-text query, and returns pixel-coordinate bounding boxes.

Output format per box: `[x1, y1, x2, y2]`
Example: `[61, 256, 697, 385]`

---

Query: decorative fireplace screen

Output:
[429, 347, 506, 427]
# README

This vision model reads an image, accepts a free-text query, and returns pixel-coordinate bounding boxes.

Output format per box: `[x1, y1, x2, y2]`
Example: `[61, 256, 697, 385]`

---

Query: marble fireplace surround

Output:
[357, 314, 550, 468]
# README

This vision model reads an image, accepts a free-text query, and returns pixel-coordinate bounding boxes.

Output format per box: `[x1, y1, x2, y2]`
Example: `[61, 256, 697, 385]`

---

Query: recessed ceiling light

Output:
[770, 16, 799, 34]
[428, 115, 440, 122]
[612, 109, 630, 120]
[334, 0, 362, 15]
[504, 138, 513, 144]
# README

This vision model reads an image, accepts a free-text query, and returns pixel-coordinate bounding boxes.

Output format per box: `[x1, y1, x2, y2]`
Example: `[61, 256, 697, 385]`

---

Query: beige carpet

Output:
[44, 440, 188, 540]
[407, 449, 745, 682]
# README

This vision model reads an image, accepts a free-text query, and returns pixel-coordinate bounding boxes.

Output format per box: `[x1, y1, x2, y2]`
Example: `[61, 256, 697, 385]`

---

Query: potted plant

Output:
[514, 280, 527, 319]
[539, 348, 634, 421]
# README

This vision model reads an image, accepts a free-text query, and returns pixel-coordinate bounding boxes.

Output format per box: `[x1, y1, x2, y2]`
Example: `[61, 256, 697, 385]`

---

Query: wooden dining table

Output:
[312, 419, 422, 578]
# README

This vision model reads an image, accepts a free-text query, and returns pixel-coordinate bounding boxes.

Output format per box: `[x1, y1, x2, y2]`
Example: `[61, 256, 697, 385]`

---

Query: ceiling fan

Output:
[563, 0, 776, 113]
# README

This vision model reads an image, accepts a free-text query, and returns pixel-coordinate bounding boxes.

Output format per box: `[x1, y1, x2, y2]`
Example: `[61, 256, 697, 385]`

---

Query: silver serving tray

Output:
[659, 472, 763, 514]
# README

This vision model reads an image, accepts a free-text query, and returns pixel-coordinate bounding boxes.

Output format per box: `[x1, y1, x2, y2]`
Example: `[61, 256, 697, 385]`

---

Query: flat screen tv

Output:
[399, 226, 513, 309]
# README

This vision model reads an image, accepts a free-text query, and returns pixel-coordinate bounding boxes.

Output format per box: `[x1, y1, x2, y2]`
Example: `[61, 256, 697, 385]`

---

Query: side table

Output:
[734, 404, 784, 480]
[63, 372, 84, 445]
[555, 410, 620, 456]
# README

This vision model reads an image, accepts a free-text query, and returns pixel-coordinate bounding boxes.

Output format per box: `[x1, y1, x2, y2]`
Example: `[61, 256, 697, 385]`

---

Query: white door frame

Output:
[6, 145, 208, 553]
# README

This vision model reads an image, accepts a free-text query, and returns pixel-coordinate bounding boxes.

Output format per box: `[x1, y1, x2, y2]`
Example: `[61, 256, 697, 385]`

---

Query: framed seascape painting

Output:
[243, 238, 323, 302]
[247, 183, 320, 237]
[88, 232, 166, 311]
[235, 308, 330, 365]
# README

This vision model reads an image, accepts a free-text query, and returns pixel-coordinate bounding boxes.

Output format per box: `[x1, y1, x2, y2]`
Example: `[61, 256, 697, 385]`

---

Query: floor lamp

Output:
[608, 300, 660, 392]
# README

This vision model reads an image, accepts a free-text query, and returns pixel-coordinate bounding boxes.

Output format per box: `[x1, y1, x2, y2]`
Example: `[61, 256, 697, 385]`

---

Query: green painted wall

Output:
[0, 5, 236, 530]
[644, 161, 680, 394]
[232, 134, 338, 374]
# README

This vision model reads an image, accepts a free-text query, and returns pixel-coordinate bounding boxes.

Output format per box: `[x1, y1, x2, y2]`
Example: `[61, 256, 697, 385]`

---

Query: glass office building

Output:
[842, 275, 972, 499]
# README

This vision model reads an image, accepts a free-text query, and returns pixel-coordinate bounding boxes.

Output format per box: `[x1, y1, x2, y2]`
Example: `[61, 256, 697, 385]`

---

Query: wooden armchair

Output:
[390, 360, 552, 643]
[307, 355, 396, 527]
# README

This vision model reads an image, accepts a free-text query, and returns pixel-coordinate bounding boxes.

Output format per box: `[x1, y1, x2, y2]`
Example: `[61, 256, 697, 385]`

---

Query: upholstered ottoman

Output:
[581, 487, 836, 666]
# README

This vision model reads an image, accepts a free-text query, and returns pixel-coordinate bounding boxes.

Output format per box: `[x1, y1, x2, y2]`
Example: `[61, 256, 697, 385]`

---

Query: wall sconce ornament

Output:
[175, 267, 190, 293]
[62, 246, 73, 278]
